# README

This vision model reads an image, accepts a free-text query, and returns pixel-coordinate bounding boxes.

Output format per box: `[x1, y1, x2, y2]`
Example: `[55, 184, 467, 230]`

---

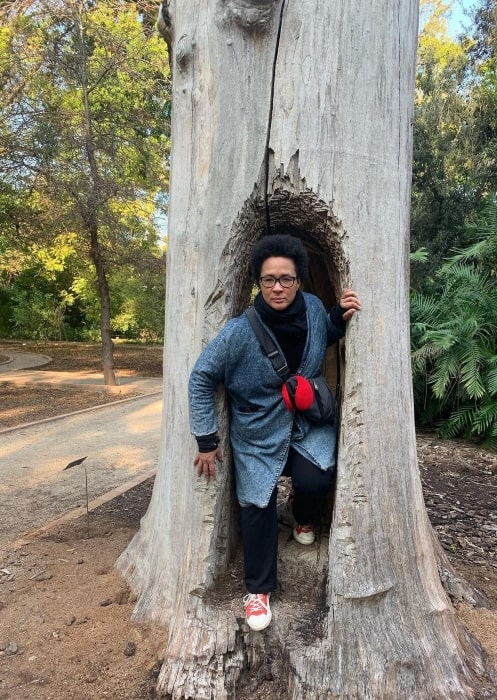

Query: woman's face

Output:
[259, 257, 301, 311]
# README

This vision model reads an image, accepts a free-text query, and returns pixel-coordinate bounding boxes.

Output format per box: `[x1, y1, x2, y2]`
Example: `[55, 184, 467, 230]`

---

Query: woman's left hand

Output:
[339, 289, 362, 320]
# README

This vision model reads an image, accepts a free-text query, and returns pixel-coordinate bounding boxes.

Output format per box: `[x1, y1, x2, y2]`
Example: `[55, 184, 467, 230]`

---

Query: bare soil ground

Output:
[0, 340, 163, 376]
[0, 340, 496, 698]
[0, 341, 163, 428]
[0, 385, 129, 429]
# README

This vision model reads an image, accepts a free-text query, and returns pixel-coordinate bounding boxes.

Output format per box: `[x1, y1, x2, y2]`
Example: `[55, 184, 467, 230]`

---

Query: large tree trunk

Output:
[117, 1, 494, 697]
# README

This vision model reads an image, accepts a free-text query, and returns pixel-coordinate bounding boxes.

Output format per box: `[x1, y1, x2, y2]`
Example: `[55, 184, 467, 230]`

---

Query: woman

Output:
[189, 234, 361, 631]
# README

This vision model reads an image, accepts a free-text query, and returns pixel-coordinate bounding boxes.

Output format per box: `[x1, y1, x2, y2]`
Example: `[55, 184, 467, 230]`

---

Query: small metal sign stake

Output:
[63, 456, 90, 537]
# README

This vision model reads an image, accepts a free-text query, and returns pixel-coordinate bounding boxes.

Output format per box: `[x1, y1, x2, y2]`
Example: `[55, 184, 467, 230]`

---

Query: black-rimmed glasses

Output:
[259, 275, 298, 289]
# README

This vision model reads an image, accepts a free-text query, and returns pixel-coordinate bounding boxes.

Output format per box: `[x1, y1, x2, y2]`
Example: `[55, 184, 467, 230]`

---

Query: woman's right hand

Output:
[194, 448, 223, 481]
[339, 289, 362, 320]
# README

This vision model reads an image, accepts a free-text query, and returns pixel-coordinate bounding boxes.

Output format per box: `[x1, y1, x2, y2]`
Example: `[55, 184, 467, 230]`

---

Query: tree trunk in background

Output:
[117, 1, 493, 697]
[77, 8, 117, 387]
[88, 225, 117, 387]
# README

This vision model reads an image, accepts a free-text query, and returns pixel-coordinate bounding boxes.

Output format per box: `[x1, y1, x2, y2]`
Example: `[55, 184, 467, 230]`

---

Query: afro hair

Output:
[250, 234, 309, 283]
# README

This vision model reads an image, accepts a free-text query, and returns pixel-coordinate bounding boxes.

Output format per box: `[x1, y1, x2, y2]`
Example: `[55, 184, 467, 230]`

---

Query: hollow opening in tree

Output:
[221, 189, 349, 604]
[228, 187, 348, 391]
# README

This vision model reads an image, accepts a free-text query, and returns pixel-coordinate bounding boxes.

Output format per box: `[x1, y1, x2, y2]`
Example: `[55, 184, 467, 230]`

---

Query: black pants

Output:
[239, 448, 335, 593]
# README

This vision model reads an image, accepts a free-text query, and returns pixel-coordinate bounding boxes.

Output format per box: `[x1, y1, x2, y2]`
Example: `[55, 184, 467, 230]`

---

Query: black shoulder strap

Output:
[245, 307, 291, 381]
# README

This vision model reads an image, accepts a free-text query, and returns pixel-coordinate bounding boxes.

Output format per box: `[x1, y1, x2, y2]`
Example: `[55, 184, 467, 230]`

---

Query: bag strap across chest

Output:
[245, 307, 291, 382]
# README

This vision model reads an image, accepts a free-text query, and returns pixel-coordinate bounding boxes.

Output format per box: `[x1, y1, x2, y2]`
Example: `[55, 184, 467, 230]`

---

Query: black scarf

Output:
[253, 290, 307, 338]
[253, 291, 308, 373]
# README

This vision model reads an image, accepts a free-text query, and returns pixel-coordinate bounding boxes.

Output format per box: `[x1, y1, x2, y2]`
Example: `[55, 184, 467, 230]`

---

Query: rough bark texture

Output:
[117, 1, 494, 697]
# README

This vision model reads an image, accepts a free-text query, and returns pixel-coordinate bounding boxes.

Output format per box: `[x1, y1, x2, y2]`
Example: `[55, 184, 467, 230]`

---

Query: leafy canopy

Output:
[0, 0, 170, 342]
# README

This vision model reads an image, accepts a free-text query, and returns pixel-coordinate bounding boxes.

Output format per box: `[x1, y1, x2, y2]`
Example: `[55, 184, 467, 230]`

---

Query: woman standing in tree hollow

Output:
[188, 234, 361, 630]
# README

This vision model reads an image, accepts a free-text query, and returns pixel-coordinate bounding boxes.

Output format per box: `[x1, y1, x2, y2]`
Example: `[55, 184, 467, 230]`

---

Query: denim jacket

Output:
[188, 292, 345, 507]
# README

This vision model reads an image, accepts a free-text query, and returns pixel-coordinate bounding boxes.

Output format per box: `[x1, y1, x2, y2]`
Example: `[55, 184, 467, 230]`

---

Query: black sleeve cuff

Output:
[196, 432, 220, 453]
[328, 305, 347, 329]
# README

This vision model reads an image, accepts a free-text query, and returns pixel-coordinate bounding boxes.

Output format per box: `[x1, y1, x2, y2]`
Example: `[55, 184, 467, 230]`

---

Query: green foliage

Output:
[69, 257, 166, 341]
[0, 0, 170, 347]
[442, 196, 497, 274]
[412, 1, 480, 283]
[410, 246, 429, 264]
[0, 232, 166, 341]
[411, 0, 497, 287]
[108, 265, 166, 342]
[1, 237, 82, 339]
[468, 0, 497, 63]
[411, 197, 497, 449]
[9, 288, 70, 340]
[410, 5, 497, 448]
[0, 287, 13, 336]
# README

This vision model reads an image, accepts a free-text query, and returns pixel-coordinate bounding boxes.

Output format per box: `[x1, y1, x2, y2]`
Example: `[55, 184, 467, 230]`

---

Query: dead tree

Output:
[117, 1, 494, 697]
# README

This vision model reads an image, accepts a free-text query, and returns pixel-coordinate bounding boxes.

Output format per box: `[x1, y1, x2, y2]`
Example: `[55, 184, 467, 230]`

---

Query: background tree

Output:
[468, 0, 497, 61]
[117, 1, 493, 697]
[465, 0, 497, 197]
[0, 0, 170, 378]
[411, 0, 477, 283]
[411, 0, 497, 286]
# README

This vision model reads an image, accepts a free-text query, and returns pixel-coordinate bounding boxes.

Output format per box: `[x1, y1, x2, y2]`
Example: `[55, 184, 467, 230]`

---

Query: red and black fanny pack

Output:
[281, 374, 336, 425]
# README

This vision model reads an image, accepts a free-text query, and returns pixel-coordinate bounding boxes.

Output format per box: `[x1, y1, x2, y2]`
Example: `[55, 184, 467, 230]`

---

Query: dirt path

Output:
[0, 395, 162, 553]
[0, 351, 52, 371]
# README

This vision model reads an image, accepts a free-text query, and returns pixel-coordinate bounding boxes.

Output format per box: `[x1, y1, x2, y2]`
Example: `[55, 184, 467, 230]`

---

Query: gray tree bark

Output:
[117, 1, 494, 697]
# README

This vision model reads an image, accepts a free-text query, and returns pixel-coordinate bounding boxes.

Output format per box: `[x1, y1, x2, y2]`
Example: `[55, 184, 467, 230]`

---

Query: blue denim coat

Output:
[188, 292, 345, 507]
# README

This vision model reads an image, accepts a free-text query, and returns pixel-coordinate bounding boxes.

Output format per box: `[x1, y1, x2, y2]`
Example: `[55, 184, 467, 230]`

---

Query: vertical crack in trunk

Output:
[263, 0, 285, 235]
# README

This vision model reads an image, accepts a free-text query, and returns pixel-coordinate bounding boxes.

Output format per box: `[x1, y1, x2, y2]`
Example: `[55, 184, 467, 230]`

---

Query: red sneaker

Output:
[293, 523, 315, 545]
[243, 593, 272, 631]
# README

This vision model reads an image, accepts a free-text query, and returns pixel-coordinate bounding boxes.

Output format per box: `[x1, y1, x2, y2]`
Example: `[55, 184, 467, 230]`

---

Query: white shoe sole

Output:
[293, 528, 315, 545]
[246, 610, 272, 631]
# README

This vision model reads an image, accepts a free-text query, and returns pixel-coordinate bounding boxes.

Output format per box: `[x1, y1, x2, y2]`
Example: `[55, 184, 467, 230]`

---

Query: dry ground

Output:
[0, 339, 163, 376]
[0, 340, 496, 698]
[0, 341, 163, 428]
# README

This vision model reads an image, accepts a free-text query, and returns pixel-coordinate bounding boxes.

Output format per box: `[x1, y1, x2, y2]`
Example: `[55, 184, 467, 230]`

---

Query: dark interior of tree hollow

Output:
[224, 201, 348, 574]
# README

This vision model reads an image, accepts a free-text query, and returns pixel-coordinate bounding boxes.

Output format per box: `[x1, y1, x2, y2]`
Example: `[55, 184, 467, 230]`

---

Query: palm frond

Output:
[482, 435, 497, 451]
[423, 328, 456, 351]
[431, 353, 461, 398]
[438, 405, 475, 438]
[441, 238, 491, 270]
[470, 401, 497, 435]
[459, 339, 486, 399]
[486, 367, 497, 397]
[410, 208, 497, 447]
[410, 291, 440, 323]
[443, 196, 497, 272]
[410, 247, 429, 264]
